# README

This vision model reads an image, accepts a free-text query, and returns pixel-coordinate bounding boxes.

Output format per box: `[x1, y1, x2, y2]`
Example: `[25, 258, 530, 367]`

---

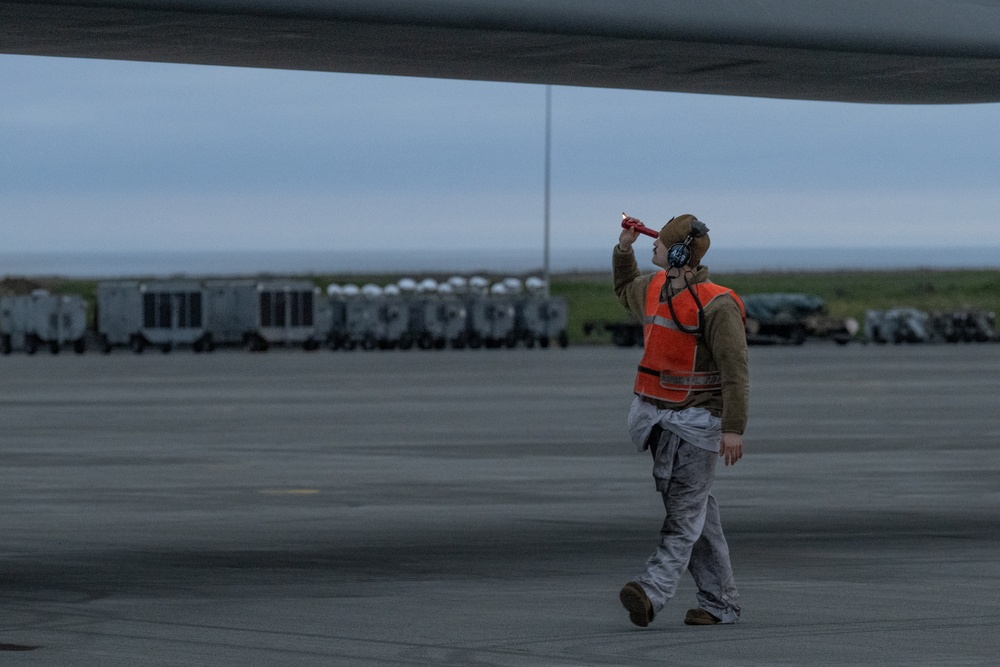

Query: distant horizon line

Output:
[2, 246, 999, 278]
[5, 244, 1000, 253]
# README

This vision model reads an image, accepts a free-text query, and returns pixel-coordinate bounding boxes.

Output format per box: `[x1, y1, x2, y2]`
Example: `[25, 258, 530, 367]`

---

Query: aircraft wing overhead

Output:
[4, 0, 1000, 103]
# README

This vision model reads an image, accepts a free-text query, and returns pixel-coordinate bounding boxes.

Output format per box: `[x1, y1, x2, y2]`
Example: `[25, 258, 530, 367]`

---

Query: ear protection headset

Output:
[663, 217, 710, 336]
[666, 218, 710, 269]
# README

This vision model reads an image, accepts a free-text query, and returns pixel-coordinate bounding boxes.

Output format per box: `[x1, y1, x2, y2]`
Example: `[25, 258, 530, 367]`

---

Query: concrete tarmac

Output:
[1, 344, 998, 665]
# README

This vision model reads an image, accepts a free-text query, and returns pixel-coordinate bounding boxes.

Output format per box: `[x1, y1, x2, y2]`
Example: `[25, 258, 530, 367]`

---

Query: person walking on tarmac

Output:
[614, 213, 748, 627]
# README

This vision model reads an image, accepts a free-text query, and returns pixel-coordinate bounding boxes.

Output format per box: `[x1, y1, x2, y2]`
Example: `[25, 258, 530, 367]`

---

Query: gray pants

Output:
[635, 428, 742, 623]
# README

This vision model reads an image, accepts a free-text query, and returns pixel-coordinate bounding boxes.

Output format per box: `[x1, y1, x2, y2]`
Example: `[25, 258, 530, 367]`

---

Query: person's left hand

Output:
[618, 225, 640, 251]
[720, 432, 743, 466]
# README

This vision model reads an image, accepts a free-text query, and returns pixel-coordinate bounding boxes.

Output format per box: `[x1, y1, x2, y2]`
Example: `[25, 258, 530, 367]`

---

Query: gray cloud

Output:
[2, 54, 1000, 258]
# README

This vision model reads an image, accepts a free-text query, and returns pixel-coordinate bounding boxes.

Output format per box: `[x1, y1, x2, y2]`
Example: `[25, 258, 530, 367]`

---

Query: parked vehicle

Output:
[864, 308, 933, 344]
[327, 284, 380, 350]
[1, 290, 87, 354]
[468, 285, 517, 348]
[515, 295, 569, 348]
[97, 280, 210, 353]
[744, 293, 857, 345]
[407, 294, 467, 349]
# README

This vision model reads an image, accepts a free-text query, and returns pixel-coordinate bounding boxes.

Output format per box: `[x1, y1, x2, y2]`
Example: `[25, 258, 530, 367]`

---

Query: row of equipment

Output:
[0, 276, 569, 354]
[863, 308, 998, 344]
[585, 293, 999, 347]
[585, 293, 859, 347]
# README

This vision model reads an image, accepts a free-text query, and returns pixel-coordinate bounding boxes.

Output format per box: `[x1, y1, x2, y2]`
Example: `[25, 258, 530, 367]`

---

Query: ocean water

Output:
[1, 246, 998, 279]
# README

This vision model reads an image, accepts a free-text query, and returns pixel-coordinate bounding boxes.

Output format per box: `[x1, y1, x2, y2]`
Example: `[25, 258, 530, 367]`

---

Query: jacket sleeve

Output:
[703, 295, 750, 434]
[612, 245, 651, 321]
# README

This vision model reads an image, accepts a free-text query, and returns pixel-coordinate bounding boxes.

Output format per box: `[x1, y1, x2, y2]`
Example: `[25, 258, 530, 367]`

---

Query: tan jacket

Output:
[613, 245, 749, 434]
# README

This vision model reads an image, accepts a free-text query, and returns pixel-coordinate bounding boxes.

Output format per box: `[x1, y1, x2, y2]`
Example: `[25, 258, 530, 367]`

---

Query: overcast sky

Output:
[4, 54, 1000, 263]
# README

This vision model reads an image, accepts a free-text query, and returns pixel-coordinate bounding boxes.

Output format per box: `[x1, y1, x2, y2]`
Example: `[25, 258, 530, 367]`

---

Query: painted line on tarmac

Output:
[258, 489, 320, 495]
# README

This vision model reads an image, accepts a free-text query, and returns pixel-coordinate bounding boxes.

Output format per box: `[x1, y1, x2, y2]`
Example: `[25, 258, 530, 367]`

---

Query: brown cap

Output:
[658, 214, 711, 267]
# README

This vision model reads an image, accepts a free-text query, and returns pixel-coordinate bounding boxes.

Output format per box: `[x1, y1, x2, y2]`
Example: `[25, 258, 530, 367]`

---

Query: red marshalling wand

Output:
[621, 212, 658, 239]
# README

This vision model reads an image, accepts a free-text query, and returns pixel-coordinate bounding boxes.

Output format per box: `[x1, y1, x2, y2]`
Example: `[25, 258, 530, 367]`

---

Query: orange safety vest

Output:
[634, 273, 745, 403]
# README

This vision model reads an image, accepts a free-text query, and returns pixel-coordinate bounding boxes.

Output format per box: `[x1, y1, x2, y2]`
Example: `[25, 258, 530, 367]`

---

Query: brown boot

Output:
[619, 582, 654, 627]
[684, 608, 722, 625]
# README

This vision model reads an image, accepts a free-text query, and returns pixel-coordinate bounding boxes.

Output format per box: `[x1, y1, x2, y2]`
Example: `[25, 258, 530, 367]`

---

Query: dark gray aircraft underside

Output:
[4, 1, 1000, 103]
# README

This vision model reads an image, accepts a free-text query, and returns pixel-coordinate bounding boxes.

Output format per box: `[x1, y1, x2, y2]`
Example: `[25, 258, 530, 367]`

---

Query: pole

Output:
[543, 85, 552, 297]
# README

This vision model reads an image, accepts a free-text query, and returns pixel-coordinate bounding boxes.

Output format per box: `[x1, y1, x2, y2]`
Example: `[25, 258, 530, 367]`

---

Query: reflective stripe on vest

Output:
[633, 272, 744, 403]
